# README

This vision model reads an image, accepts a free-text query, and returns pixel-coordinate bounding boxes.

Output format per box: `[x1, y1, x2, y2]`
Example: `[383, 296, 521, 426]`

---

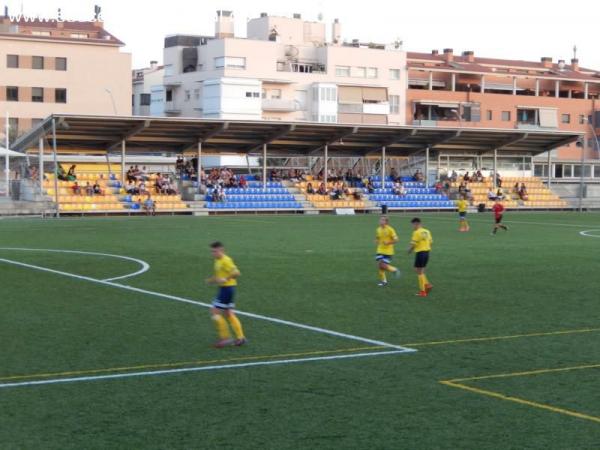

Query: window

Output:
[389, 69, 401, 80]
[214, 56, 246, 69]
[32, 31, 51, 36]
[486, 110, 493, 120]
[269, 89, 282, 99]
[32, 56, 44, 70]
[70, 33, 89, 39]
[389, 95, 400, 114]
[561, 113, 571, 124]
[6, 86, 18, 102]
[253, 92, 260, 98]
[7, 54, 18, 68]
[354, 66, 366, 78]
[55, 57, 67, 71]
[8, 117, 18, 142]
[579, 114, 586, 125]
[367, 67, 378, 79]
[563, 165, 573, 178]
[32, 87, 44, 102]
[501, 111, 511, 121]
[166, 90, 173, 102]
[140, 93, 151, 106]
[55, 88, 67, 103]
[184, 90, 191, 102]
[335, 65, 350, 77]
[319, 87, 336, 102]
[31, 118, 43, 128]
[194, 89, 201, 100]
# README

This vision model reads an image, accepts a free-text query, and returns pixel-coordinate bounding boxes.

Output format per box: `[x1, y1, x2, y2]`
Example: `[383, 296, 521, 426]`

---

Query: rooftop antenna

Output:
[317, 12, 323, 21]
[573, 44, 578, 60]
[57, 7, 62, 21]
[94, 5, 102, 21]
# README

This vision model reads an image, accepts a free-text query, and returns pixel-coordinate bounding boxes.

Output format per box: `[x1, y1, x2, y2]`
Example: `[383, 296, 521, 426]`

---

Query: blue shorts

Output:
[212, 286, 236, 310]
[459, 211, 467, 219]
[375, 254, 392, 265]
[414, 251, 430, 269]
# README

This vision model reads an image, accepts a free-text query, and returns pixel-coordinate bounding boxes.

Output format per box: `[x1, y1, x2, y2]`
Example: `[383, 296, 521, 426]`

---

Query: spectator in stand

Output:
[239, 175, 247, 190]
[513, 182, 520, 194]
[72, 181, 82, 195]
[413, 170, 424, 182]
[143, 194, 156, 216]
[139, 181, 150, 196]
[434, 181, 443, 194]
[317, 182, 327, 196]
[306, 182, 315, 194]
[450, 170, 458, 182]
[139, 166, 149, 182]
[126, 166, 136, 183]
[443, 180, 451, 194]
[390, 168, 399, 182]
[364, 177, 375, 194]
[93, 180, 103, 195]
[126, 181, 138, 195]
[519, 183, 529, 201]
[475, 170, 484, 182]
[57, 164, 68, 181]
[458, 182, 466, 195]
[496, 188, 505, 200]
[67, 165, 77, 181]
[487, 188, 497, 201]
[463, 171, 471, 182]
[464, 182, 473, 201]
[330, 182, 342, 200]
[176, 156, 185, 178]
[392, 180, 404, 196]
[85, 182, 94, 196]
[496, 172, 503, 187]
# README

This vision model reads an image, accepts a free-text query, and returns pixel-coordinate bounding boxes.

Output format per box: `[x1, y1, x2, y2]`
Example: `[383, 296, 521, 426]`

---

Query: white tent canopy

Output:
[0, 146, 27, 157]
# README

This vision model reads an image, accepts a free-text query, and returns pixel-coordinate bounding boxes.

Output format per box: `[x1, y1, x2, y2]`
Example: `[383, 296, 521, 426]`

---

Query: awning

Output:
[409, 79, 446, 88]
[416, 101, 460, 108]
[485, 83, 525, 91]
[0, 147, 27, 157]
[362, 87, 388, 102]
[338, 86, 363, 104]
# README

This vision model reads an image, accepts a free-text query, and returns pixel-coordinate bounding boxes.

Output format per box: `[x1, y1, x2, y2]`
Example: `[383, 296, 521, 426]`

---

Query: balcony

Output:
[164, 101, 181, 115]
[276, 61, 326, 74]
[262, 99, 300, 112]
[338, 103, 390, 114]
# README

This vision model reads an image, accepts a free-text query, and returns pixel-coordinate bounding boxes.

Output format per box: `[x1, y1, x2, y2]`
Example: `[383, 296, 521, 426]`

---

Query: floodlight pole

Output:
[579, 138, 585, 212]
[324, 144, 328, 185]
[197, 139, 202, 194]
[547, 150, 552, 188]
[38, 138, 44, 196]
[425, 146, 430, 186]
[381, 146, 386, 185]
[51, 118, 60, 218]
[493, 148, 498, 189]
[121, 140, 126, 187]
[4, 113, 9, 197]
[262, 143, 267, 190]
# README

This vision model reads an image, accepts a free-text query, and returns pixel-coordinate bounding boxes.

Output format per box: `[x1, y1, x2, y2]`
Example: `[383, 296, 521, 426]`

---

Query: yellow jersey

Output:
[376, 225, 398, 255]
[457, 199, 468, 213]
[411, 228, 433, 253]
[214, 254, 239, 287]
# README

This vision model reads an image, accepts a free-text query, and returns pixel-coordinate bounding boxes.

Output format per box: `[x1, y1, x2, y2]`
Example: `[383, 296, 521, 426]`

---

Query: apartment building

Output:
[0, 9, 131, 143]
[132, 61, 165, 116]
[150, 11, 407, 125]
[406, 49, 600, 167]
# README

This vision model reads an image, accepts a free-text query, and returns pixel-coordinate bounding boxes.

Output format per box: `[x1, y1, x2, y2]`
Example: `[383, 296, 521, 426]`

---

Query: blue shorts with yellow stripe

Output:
[375, 254, 393, 265]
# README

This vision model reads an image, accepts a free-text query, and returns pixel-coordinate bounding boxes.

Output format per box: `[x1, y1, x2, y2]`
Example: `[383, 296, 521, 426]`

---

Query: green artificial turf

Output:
[0, 212, 599, 449]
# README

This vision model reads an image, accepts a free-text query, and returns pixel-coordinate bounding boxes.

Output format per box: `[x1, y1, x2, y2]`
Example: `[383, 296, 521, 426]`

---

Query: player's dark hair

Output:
[411, 217, 421, 224]
[210, 241, 224, 249]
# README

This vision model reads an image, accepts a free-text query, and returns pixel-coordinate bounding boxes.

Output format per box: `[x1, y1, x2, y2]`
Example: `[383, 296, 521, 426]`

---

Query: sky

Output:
[6, 0, 600, 70]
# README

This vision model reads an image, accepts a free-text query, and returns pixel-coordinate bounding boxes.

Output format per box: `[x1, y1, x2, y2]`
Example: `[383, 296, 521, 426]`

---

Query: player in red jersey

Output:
[491, 199, 509, 235]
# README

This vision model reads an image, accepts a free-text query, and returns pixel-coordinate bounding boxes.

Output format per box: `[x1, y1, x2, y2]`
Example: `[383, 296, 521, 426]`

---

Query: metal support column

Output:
[121, 140, 126, 187]
[381, 146, 386, 183]
[555, 80, 560, 98]
[451, 73, 456, 92]
[4, 114, 8, 197]
[425, 147, 430, 186]
[262, 143, 267, 190]
[51, 118, 60, 217]
[547, 150, 552, 187]
[38, 137, 44, 195]
[428, 71, 433, 91]
[324, 144, 328, 185]
[579, 140, 585, 212]
[197, 140, 202, 194]
[493, 148, 498, 189]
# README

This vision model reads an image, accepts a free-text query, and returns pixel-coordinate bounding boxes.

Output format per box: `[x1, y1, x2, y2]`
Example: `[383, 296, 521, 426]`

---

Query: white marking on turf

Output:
[0, 350, 407, 389]
[579, 230, 600, 238]
[0, 248, 150, 282]
[421, 215, 599, 229]
[0, 258, 415, 353]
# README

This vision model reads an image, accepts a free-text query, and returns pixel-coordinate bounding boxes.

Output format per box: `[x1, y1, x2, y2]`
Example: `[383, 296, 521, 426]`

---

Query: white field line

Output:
[580, 230, 600, 238]
[0, 350, 406, 389]
[0, 248, 150, 282]
[0, 257, 414, 353]
[419, 215, 598, 229]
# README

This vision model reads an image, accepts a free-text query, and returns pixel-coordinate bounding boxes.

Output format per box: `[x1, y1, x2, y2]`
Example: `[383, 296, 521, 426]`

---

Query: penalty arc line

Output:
[0, 257, 414, 353]
[0, 350, 406, 389]
[0, 247, 150, 282]
[580, 230, 600, 238]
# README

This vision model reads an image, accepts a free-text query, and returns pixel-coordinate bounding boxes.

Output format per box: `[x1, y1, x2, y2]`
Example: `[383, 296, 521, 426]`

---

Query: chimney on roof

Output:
[558, 59, 566, 71]
[431, 49, 439, 56]
[541, 56, 553, 68]
[462, 50, 475, 62]
[332, 18, 341, 45]
[150, 60, 158, 69]
[260, 12, 267, 18]
[215, 10, 234, 39]
[571, 58, 580, 71]
[4, 6, 8, 18]
[293, 13, 301, 19]
[443, 48, 454, 62]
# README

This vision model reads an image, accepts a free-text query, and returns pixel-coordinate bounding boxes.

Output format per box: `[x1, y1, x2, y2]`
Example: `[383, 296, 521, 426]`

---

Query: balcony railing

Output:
[262, 99, 300, 112]
[339, 103, 390, 114]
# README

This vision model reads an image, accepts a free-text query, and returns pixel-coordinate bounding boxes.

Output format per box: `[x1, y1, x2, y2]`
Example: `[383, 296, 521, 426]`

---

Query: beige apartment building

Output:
[152, 11, 407, 126]
[0, 11, 131, 143]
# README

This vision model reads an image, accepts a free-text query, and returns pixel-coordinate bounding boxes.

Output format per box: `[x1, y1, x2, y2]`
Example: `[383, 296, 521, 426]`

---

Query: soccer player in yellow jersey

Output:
[407, 218, 433, 298]
[375, 215, 401, 286]
[206, 242, 246, 348]
[456, 195, 470, 232]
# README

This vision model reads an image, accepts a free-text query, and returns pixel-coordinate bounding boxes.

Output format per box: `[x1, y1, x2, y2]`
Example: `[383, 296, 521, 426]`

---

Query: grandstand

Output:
[9, 114, 583, 216]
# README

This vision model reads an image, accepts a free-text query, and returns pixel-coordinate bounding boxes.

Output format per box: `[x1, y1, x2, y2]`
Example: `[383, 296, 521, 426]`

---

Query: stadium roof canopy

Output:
[13, 114, 583, 157]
